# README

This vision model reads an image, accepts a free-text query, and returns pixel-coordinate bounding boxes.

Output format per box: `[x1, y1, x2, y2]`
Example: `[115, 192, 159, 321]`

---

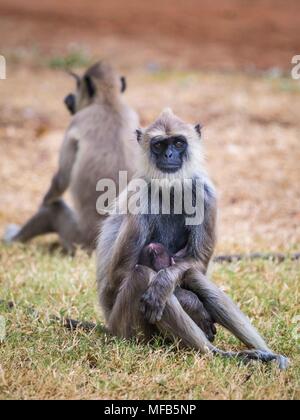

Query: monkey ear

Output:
[84, 75, 96, 98]
[194, 124, 202, 138]
[136, 129, 143, 142]
[66, 70, 80, 87]
[120, 76, 127, 93]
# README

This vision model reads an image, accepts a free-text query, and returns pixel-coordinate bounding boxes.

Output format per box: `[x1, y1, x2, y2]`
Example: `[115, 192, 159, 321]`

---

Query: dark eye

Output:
[153, 142, 164, 152]
[174, 140, 185, 149]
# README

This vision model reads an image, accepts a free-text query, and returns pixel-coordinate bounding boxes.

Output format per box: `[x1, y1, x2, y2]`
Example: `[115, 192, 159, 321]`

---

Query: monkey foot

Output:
[2, 224, 21, 243]
[215, 349, 289, 370]
[244, 351, 290, 370]
[277, 355, 290, 370]
[239, 350, 289, 370]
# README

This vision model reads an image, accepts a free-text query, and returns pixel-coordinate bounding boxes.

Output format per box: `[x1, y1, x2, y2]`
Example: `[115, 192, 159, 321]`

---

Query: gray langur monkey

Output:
[3, 61, 139, 253]
[96, 108, 288, 369]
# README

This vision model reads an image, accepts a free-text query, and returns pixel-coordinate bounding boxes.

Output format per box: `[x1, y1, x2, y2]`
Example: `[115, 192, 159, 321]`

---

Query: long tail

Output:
[214, 252, 300, 263]
[0, 299, 105, 333]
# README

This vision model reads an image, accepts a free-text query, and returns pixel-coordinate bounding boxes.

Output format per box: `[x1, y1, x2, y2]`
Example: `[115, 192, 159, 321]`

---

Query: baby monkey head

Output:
[64, 61, 127, 115]
[136, 108, 203, 180]
[139, 243, 173, 272]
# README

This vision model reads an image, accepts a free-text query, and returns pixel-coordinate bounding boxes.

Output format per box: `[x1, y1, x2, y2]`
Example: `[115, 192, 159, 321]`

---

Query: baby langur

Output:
[3, 61, 138, 253]
[97, 108, 288, 369]
[139, 243, 174, 271]
[139, 243, 216, 341]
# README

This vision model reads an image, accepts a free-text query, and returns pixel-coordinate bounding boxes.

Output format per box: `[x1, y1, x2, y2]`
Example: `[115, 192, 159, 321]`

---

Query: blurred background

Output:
[0, 0, 299, 254]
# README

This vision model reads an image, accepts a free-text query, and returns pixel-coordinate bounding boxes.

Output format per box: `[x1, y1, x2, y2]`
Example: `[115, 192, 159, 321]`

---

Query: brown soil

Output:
[0, 0, 300, 71]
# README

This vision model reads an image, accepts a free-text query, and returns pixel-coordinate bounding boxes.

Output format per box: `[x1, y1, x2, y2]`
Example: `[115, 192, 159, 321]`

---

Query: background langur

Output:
[97, 109, 288, 369]
[3, 61, 139, 253]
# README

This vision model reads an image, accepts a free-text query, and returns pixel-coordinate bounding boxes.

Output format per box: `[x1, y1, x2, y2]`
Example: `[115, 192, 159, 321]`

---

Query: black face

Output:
[150, 135, 188, 173]
[64, 93, 76, 115]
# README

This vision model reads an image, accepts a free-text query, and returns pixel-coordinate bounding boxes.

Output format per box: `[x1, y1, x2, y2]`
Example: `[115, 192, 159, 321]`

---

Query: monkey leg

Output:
[50, 200, 83, 254]
[174, 287, 216, 342]
[3, 200, 82, 254]
[182, 268, 270, 350]
[108, 266, 288, 368]
[157, 293, 216, 353]
[3, 207, 54, 243]
[109, 265, 215, 352]
[182, 268, 289, 369]
[108, 266, 158, 340]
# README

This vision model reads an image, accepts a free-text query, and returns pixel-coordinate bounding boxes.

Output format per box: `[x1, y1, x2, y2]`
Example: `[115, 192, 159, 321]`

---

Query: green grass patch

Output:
[0, 243, 299, 399]
[48, 51, 92, 70]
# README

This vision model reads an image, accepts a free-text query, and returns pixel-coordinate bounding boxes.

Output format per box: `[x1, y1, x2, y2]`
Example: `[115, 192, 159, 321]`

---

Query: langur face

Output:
[64, 72, 81, 115]
[64, 68, 126, 115]
[150, 135, 188, 173]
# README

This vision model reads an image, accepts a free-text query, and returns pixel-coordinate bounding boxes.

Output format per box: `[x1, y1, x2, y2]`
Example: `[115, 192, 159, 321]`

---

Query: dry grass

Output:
[0, 244, 299, 400]
[0, 55, 299, 399]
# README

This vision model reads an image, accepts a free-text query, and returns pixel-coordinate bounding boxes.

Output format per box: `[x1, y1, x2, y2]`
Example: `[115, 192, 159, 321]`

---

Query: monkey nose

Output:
[165, 151, 172, 158]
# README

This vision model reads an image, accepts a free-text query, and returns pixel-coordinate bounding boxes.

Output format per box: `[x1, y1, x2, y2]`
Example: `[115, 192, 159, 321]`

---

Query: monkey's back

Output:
[68, 102, 138, 247]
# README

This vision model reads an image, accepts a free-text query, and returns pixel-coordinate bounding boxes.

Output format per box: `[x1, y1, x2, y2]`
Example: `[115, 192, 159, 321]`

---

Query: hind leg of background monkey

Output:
[3, 199, 82, 254]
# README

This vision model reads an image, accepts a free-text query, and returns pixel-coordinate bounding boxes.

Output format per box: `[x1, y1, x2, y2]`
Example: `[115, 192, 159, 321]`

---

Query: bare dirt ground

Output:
[1, 0, 300, 71]
[0, 0, 299, 254]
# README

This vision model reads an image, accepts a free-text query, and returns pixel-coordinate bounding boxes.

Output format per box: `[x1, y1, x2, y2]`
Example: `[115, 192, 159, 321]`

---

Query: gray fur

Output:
[3, 62, 139, 253]
[97, 110, 288, 369]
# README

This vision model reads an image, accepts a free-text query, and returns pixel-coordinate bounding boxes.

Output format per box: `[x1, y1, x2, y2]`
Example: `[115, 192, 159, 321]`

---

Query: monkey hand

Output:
[140, 269, 175, 323]
[141, 279, 167, 324]
[140, 285, 167, 324]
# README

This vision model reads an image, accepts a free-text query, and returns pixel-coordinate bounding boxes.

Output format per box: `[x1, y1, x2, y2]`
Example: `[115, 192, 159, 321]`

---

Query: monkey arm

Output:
[43, 135, 78, 205]
[108, 265, 157, 339]
[107, 216, 149, 290]
[188, 181, 217, 271]
[140, 259, 195, 324]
